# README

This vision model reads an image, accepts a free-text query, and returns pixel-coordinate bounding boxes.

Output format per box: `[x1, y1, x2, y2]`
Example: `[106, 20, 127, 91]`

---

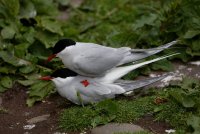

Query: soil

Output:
[0, 83, 87, 134]
[0, 61, 199, 134]
[135, 115, 171, 134]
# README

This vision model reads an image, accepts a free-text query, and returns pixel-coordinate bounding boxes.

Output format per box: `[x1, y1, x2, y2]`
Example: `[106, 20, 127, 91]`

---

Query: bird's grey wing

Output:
[115, 74, 168, 92]
[75, 78, 124, 98]
[131, 40, 177, 53]
[118, 40, 178, 65]
[74, 43, 127, 76]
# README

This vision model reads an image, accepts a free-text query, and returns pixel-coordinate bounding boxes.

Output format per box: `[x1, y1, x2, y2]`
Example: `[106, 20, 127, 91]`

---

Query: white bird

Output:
[46, 39, 178, 77]
[41, 53, 178, 105]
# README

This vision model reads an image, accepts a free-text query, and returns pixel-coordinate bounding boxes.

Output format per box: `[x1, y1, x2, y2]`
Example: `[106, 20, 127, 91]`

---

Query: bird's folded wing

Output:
[73, 44, 127, 76]
[115, 74, 168, 92]
[120, 40, 178, 65]
[76, 81, 125, 98]
[130, 40, 177, 53]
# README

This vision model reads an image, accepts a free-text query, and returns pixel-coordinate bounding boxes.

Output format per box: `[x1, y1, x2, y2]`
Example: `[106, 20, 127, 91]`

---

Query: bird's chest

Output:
[57, 85, 78, 102]
[57, 79, 92, 103]
[59, 51, 77, 69]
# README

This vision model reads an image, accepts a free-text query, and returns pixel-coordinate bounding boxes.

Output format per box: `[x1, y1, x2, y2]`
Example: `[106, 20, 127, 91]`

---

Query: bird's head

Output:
[40, 68, 77, 87]
[46, 39, 76, 63]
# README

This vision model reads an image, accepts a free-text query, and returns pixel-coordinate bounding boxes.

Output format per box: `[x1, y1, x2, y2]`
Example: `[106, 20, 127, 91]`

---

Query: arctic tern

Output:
[46, 39, 178, 77]
[42, 53, 178, 105]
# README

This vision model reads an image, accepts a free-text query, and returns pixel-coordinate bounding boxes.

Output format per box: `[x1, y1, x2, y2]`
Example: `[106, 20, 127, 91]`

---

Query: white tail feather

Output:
[100, 53, 179, 83]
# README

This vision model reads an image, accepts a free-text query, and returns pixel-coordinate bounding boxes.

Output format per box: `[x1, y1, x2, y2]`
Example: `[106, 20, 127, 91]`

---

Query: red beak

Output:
[45, 54, 57, 64]
[39, 76, 53, 81]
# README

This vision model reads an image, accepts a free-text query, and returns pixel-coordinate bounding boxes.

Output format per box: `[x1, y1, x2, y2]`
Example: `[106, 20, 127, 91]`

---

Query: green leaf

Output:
[170, 90, 184, 104]
[96, 99, 119, 114]
[18, 79, 36, 86]
[24, 54, 38, 64]
[109, 32, 138, 48]
[39, 17, 63, 35]
[183, 30, 200, 39]
[133, 13, 158, 30]
[1, 76, 13, 88]
[91, 116, 105, 128]
[29, 81, 53, 97]
[1, 26, 15, 39]
[154, 106, 163, 113]
[191, 40, 200, 51]
[22, 27, 36, 44]
[19, 65, 35, 74]
[176, 49, 192, 62]
[28, 41, 52, 57]
[26, 96, 41, 107]
[27, 81, 55, 106]
[31, 0, 58, 16]
[186, 48, 200, 57]
[181, 77, 199, 90]
[151, 59, 173, 71]
[0, 51, 30, 66]
[57, 0, 70, 6]
[0, 66, 16, 74]
[187, 116, 200, 134]
[24, 73, 42, 80]
[170, 90, 195, 108]
[14, 43, 30, 58]
[35, 30, 59, 48]
[1, 0, 20, 16]
[182, 94, 195, 108]
[19, 1, 36, 18]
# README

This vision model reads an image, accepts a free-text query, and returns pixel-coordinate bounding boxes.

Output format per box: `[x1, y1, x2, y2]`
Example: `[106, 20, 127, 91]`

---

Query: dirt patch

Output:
[135, 115, 171, 134]
[0, 83, 73, 134]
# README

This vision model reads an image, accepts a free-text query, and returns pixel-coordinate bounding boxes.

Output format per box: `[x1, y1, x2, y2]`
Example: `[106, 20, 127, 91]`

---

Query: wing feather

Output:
[73, 43, 127, 76]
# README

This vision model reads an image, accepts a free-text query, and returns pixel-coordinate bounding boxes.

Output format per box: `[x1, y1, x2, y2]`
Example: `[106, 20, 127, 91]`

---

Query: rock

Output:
[165, 129, 176, 134]
[23, 124, 36, 130]
[54, 132, 68, 134]
[91, 123, 144, 134]
[27, 114, 50, 124]
[24, 112, 31, 116]
[190, 61, 200, 66]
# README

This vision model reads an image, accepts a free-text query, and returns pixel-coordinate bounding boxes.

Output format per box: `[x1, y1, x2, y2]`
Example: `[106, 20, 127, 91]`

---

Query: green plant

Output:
[0, 0, 200, 106]
[59, 97, 156, 131]
[0, 0, 67, 106]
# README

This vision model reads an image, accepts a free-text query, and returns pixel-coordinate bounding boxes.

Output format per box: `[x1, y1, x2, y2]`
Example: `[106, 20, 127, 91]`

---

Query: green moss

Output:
[155, 100, 190, 129]
[114, 97, 155, 122]
[59, 96, 156, 131]
[60, 107, 96, 131]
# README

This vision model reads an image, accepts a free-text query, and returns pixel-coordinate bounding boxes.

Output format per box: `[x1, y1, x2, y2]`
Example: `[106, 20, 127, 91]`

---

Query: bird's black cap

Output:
[51, 68, 78, 78]
[53, 39, 76, 54]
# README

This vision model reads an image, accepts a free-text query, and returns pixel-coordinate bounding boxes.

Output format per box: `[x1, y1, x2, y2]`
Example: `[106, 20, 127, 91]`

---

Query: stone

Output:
[27, 114, 50, 124]
[23, 124, 36, 130]
[91, 123, 144, 134]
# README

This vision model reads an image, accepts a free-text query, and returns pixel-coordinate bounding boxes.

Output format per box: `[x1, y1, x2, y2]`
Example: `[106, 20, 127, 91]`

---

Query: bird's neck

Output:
[52, 77, 74, 88]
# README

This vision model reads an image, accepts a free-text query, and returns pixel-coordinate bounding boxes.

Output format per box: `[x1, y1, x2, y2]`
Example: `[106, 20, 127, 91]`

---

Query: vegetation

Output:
[0, 0, 200, 106]
[60, 97, 155, 131]
[0, 0, 199, 133]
